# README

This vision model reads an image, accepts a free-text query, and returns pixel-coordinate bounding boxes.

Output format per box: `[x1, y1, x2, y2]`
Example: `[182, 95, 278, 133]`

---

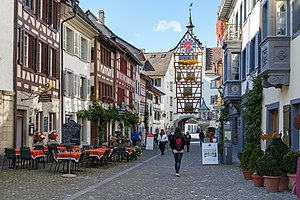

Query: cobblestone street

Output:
[0, 143, 297, 200]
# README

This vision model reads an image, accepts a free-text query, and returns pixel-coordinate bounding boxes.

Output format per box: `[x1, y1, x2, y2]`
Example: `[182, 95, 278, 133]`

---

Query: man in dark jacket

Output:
[199, 130, 205, 147]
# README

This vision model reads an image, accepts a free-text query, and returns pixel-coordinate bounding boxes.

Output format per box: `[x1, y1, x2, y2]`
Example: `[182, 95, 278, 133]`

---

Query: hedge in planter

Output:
[283, 151, 300, 174]
[248, 145, 264, 175]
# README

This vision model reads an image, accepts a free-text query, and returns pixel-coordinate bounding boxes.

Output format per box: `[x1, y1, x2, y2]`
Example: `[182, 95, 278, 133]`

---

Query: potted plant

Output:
[257, 138, 290, 192]
[238, 145, 253, 180]
[248, 145, 264, 187]
[283, 151, 300, 190]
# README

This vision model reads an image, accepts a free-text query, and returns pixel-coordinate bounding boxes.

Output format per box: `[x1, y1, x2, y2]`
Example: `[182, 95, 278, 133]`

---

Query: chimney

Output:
[99, 10, 105, 24]
[140, 48, 145, 53]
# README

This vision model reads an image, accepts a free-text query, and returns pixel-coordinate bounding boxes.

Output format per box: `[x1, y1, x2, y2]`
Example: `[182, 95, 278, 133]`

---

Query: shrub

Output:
[238, 145, 253, 170]
[283, 151, 300, 174]
[257, 153, 281, 176]
[248, 145, 264, 174]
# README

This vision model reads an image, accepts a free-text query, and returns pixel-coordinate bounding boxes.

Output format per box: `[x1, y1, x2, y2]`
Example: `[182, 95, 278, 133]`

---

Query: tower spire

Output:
[186, 6, 194, 34]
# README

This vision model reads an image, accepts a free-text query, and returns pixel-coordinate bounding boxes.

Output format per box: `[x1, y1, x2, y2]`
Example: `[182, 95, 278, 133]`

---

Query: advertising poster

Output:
[202, 143, 219, 165]
[146, 133, 154, 150]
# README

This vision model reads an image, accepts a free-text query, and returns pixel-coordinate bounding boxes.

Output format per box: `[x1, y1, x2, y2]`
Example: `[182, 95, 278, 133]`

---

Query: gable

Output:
[173, 31, 203, 54]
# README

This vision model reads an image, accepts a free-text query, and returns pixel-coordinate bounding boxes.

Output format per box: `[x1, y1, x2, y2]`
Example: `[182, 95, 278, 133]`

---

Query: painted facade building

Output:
[61, 7, 97, 145]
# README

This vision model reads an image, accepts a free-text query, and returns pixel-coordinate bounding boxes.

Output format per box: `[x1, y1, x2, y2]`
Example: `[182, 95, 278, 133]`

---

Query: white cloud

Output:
[153, 20, 182, 33]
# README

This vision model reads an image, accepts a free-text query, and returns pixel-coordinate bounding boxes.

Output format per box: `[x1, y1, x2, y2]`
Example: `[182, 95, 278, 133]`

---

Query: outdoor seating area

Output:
[1, 144, 142, 175]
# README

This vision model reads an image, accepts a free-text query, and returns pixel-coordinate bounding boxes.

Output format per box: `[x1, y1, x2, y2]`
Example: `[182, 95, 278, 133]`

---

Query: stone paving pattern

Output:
[0, 143, 297, 200]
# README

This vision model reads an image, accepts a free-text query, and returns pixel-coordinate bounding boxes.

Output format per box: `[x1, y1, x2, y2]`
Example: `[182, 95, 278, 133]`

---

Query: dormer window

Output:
[161, 54, 166, 58]
[150, 54, 156, 59]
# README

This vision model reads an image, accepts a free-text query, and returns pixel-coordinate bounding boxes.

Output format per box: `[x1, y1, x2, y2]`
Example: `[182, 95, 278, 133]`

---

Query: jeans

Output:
[159, 142, 167, 155]
[186, 142, 190, 152]
[173, 153, 183, 173]
[200, 139, 204, 147]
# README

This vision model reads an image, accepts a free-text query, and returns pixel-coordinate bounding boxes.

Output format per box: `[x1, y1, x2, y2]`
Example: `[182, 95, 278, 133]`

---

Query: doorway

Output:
[16, 110, 25, 148]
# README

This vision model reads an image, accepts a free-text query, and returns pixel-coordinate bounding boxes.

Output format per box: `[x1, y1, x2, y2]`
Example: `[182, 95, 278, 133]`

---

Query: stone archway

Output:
[173, 114, 198, 132]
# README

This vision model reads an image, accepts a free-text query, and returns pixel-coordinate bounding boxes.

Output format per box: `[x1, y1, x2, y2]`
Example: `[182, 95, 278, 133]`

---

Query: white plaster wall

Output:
[0, 0, 14, 92]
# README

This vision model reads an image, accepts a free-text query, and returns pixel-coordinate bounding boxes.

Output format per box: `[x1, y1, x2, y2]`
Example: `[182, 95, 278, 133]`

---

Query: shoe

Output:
[176, 173, 180, 177]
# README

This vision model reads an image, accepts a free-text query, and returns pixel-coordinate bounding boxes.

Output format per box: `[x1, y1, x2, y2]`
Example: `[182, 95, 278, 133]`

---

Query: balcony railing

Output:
[224, 24, 242, 41]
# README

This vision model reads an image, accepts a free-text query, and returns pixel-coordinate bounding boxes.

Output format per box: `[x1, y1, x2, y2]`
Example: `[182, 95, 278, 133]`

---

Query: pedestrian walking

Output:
[184, 131, 191, 152]
[157, 129, 168, 155]
[131, 129, 139, 147]
[199, 129, 205, 147]
[170, 127, 186, 177]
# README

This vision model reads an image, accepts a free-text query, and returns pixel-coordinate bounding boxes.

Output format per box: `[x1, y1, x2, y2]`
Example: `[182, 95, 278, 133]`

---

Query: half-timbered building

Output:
[172, 9, 204, 130]
[16, 0, 60, 147]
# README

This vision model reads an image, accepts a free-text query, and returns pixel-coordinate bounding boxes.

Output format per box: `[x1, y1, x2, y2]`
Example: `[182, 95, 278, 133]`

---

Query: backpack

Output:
[174, 137, 183, 151]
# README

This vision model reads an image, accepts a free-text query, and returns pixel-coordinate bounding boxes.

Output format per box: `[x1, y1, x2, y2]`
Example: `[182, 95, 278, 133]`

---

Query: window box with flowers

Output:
[185, 76, 196, 81]
[183, 91, 193, 96]
[33, 131, 46, 144]
[176, 76, 182, 81]
[48, 130, 58, 143]
[184, 106, 193, 112]
[178, 60, 198, 65]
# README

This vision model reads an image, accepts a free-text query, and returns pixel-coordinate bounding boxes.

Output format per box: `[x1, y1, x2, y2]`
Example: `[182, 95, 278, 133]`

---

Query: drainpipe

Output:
[60, 6, 78, 138]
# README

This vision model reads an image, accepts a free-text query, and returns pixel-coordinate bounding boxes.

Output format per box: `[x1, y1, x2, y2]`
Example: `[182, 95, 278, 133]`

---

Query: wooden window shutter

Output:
[42, 0, 47, 22]
[29, 35, 35, 69]
[87, 40, 91, 62]
[47, 0, 53, 25]
[52, 1, 58, 30]
[34, 38, 39, 71]
[63, 70, 68, 96]
[52, 48, 56, 77]
[18, 28, 25, 65]
[36, 0, 41, 18]
[87, 80, 90, 100]
[63, 25, 66, 50]
[55, 50, 59, 78]
[46, 44, 50, 75]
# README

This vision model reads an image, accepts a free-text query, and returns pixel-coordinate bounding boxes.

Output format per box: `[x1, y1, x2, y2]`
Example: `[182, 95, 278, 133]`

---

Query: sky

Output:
[79, 0, 221, 53]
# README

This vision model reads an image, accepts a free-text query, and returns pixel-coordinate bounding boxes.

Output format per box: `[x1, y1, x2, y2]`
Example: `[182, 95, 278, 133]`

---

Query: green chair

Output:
[20, 147, 32, 169]
[117, 147, 128, 162]
[82, 145, 91, 151]
[100, 150, 110, 165]
[49, 149, 64, 172]
[2, 148, 17, 169]
[108, 148, 118, 165]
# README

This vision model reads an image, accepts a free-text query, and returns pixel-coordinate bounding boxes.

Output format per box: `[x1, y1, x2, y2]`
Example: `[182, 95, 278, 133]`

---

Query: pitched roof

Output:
[142, 52, 173, 76]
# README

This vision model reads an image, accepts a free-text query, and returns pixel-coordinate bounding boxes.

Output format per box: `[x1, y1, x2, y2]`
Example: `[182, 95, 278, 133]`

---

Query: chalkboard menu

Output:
[62, 120, 81, 145]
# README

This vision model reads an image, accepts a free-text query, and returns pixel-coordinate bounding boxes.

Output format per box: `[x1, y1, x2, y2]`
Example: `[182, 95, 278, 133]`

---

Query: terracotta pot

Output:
[279, 173, 289, 191]
[252, 175, 264, 187]
[264, 176, 281, 193]
[287, 173, 296, 190]
[242, 170, 252, 180]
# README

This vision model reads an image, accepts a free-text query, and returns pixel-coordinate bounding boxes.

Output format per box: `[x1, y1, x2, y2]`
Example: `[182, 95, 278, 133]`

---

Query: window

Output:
[210, 95, 218, 105]
[64, 71, 74, 96]
[262, 2, 268, 39]
[49, 113, 56, 131]
[80, 77, 87, 99]
[153, 78, 161, 87]
[35, 112, 42, 131]
[276, 1, 288, 36]
[210, 80, 216, 88]
[65, 114, 73, 124]
[150, 54, 156, 58]
[80, 37, 88, 61]
[293, 0, 300, 35]
[101, 46, 112, 67]
[231, 53, 240, 80]
[25, 0, 34, 11]
[170, 111, 173, 121]
[46, 0, 53, 25]
[130, 65, 134, 79]
[170, 81, 173, 92]
[243, 0, 247, 22]
[120, 58, 127, 74]
[170, 96, 173, 106]
[24, 34, 29, 67]
[65, 27, 74, 53]
[161, 54, 166, 58]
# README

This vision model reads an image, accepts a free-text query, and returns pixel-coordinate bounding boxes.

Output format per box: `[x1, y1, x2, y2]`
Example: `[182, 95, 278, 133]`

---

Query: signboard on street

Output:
[202, 143, 218, 165]
[145, 133, 154, 150]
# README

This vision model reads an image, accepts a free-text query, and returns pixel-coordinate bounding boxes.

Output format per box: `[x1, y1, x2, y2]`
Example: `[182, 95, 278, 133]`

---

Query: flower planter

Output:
[252, 175, 264, 187]
[279, 173, 289, 191]
[287, 173, 296, 191]
[264, 176, 280, 193]
[242, 170, 252, 180]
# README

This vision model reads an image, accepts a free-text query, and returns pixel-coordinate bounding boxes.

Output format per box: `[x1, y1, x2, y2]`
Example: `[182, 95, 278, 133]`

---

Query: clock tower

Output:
[172, 7, 204, 116]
